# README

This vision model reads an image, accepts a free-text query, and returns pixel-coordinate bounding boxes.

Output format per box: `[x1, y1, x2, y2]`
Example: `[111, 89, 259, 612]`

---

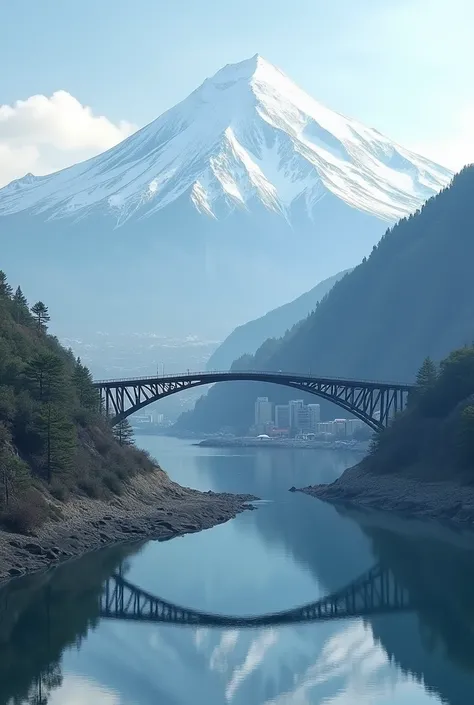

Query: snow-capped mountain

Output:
[0, 55, 452, 338]
[1, 55, 450, 223]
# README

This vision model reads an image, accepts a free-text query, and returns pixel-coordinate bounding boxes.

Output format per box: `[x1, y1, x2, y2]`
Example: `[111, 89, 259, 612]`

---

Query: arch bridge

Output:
[94, 371, 413, 431]
[100, 563, 411, 628]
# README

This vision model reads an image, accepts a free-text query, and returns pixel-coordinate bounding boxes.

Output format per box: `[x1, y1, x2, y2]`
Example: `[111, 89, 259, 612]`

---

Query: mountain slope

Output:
[0, 56, 450, 224]
[0, 56, 452, 338]
[0, 269, 154, 531]
[207, 268, 350, 370]
[177, 167, 474, 433]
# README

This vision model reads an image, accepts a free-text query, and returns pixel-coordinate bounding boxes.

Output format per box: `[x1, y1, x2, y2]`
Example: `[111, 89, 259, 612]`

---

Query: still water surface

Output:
[2, 437, 474, 704]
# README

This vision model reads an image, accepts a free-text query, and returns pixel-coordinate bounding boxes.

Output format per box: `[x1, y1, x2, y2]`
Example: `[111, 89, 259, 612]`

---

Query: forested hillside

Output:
[207, 269, 350, 371]
[366, 347, 474, 481]
[177, 166, 474, 433]
[0, 272, 153, 532]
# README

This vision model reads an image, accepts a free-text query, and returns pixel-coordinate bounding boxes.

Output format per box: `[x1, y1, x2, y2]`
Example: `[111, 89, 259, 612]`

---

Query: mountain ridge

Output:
[0, 55, 451, 223]
[177, 168, 474, 433]
[0, 56, 453, 338]
[206, 268, 351, 370]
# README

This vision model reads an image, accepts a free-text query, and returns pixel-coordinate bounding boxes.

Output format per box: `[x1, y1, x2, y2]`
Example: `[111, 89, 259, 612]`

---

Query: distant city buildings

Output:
[289, 400, 304, 431]
[275, 404, 290, 429]
[254, 397, 273, 431]
[251, 397, 365, 438]
[129, 409, 166, 428]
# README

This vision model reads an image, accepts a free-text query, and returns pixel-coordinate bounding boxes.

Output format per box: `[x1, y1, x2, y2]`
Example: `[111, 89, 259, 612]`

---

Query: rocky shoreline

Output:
[297, 463, 474, 526]
[0, 468, 256, 585]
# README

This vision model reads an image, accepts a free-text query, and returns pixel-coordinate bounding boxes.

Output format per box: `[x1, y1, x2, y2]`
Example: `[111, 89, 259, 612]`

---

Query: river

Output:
[2, 437, 474, 705]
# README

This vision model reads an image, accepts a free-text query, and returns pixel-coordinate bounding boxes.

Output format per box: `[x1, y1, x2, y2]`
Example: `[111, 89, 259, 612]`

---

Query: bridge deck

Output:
[94, 370, 414, 391]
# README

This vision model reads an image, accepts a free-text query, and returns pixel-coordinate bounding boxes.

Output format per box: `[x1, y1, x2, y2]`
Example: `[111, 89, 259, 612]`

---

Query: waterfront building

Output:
[308, 403, 321, 429]
[254, 397, 273, 427]
[275, 404, 290, 429]
[289, 400, 304, 431]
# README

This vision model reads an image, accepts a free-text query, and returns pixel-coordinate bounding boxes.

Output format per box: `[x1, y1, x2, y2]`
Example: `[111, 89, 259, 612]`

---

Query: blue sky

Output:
[0, 0, 472, 184]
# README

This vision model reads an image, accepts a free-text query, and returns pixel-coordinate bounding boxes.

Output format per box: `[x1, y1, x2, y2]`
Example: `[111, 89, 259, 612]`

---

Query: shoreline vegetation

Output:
[299, 347, 474, 526]
[0, 269, 255, 583]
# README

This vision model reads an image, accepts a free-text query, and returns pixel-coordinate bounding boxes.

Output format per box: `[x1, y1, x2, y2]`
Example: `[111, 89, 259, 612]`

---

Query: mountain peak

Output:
[208, 54, 273, 85]
[0, 56, 452, 225]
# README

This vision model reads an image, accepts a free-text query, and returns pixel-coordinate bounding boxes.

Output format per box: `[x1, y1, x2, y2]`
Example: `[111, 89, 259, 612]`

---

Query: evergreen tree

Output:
[35, 403, 76, 483]
[12, 286, 30, 324]
[73, 357, 99, 411]
[0, 270, 12, 299]
[113, 419, 135, 446]
[30, 301, 50, 332]
[416, 357, 438, 389]
[26, 353, 65, 402]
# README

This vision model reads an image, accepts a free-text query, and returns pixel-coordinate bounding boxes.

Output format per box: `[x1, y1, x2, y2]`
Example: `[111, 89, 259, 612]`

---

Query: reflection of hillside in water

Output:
[350, 508, 474, 705]
[203, 451, 474, 704]
[4, 441, 474, 705]
[0, 542, 144, 705]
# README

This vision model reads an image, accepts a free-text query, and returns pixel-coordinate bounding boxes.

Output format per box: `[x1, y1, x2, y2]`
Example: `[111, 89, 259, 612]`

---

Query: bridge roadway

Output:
[94, 370, 413, 431]
[100, 563, 411, 628]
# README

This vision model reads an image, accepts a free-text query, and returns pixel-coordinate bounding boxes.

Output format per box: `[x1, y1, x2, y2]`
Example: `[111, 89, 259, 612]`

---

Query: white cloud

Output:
[226, 629, 278, 701]
[0, 90, 137, 187]
[49, 673, 122, 705]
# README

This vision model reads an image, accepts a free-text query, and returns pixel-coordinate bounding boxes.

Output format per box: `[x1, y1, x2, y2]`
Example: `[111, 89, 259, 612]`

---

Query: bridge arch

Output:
[100, 563, 411, 627]
[94, 371, 412, 431]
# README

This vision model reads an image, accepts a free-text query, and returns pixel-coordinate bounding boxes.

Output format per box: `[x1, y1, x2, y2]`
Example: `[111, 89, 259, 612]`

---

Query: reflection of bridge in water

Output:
[100, 563, 412, 628]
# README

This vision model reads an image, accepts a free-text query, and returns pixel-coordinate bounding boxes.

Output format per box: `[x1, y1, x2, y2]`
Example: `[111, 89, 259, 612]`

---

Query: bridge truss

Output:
[100, 564, 411, 627]
[94, 371, 413, 431]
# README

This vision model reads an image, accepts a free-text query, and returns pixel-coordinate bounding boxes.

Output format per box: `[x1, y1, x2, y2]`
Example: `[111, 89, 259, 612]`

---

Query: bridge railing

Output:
[94, 369, 414, 389]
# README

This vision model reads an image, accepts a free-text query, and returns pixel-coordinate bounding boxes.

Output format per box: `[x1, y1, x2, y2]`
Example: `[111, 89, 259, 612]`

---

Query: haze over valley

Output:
[0, 56, 451, 343]
[2, 5, 474, 702]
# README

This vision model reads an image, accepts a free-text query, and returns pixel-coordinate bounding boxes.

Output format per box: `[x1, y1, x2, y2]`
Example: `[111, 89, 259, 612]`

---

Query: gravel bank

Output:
[297, 463, 474, 526]
[0, 468, 256, 584]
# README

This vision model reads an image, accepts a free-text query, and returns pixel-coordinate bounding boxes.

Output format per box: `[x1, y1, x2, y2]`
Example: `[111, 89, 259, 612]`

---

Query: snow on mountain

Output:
[0, 55, 452, 224]
[0, 56, 454, 339]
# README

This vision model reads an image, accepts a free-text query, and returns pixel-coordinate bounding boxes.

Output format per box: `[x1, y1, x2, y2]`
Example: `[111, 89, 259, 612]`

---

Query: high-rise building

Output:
[275, 404, 290, 429]
[289, 400, 304, 430]
[254, 397, 273, 427]
[308, 404, 321, 430]
[296, 406, 311, 432]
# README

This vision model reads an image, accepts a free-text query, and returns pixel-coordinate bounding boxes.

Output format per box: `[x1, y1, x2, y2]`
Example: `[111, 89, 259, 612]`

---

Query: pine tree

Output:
[30, 301, 50, 332]
[35, 403, 76, 483]
[416, 357, 438, 390]
[12, 286, 30, 323]
[73, 357, 100, 411]
[407, 356, 438, 408]
[0, 270, 12, 299]
[26, 353, 65, 402]
[113, 419, 135, 446]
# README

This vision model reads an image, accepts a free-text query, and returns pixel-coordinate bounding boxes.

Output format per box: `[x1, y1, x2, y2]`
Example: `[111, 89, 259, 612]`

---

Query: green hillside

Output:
[0, 271, 153, 532]
[366, 347, 474, 482]
[177, 167, 474, 433]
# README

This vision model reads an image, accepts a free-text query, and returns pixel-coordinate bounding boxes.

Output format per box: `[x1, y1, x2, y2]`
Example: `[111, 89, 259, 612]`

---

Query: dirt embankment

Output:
[297, 463, 474, 526]
[0, 468, 256, 584]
